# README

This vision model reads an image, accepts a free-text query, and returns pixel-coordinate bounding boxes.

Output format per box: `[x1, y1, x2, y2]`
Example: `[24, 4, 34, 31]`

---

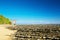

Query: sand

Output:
[0, 24, 16, 40]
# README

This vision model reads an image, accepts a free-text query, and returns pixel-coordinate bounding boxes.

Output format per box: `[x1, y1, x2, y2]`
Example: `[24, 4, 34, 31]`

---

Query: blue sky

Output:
[0, 0, 60, 24]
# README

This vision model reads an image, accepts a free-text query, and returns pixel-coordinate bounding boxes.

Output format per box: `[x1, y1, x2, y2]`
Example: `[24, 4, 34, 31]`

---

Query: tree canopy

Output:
[0, 15, 11, 24]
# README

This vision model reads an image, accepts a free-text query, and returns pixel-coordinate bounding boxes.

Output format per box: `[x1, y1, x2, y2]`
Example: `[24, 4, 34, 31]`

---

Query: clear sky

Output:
[0, 0, 60, 24]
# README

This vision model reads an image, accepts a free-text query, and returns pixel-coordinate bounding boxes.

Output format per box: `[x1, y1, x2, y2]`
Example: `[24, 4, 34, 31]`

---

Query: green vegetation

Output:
[0, 15, 11, 24]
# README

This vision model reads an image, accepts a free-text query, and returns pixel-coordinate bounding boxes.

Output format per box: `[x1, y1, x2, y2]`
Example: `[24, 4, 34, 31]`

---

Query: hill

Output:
[0, 15, 11, 24]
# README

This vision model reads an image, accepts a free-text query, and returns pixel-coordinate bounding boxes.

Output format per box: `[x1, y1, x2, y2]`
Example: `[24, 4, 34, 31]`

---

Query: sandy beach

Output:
[0, 24, 16, 40]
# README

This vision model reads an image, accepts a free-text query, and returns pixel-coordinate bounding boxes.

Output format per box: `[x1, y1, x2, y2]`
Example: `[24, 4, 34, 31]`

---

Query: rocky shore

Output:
[13, 24, 60, 40]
